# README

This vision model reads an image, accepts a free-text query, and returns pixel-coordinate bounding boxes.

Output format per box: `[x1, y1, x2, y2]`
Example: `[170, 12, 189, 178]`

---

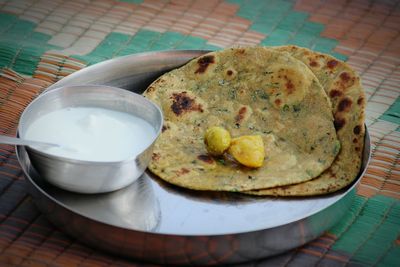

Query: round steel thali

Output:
[16, 50, 371, 265]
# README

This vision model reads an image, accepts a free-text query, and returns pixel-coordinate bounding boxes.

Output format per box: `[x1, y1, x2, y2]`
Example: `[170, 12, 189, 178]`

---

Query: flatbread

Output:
[248, 45, 366, 196]
[144, 47, 339, 191]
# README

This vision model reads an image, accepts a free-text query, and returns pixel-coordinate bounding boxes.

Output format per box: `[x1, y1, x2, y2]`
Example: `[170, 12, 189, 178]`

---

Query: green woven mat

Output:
[0, 0, 399, 266]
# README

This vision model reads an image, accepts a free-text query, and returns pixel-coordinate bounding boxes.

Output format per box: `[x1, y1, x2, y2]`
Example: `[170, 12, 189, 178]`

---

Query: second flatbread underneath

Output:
[247, 45, 366, 196]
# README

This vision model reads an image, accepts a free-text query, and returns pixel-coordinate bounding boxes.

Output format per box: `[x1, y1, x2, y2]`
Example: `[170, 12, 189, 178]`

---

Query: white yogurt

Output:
[24, 107, 156, 162]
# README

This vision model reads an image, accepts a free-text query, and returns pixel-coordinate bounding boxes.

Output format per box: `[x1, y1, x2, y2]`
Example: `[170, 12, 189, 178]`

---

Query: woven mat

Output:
[0, 0, 399, 266]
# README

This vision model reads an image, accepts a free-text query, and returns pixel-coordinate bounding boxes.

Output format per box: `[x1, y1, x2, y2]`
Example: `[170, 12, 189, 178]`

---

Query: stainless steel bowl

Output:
[18, 85, 163, 193]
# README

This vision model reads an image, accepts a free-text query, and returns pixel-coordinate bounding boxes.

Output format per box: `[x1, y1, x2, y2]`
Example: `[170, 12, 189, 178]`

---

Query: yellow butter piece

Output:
[229, 135, 265, 168]
[204, 126, 231, 156]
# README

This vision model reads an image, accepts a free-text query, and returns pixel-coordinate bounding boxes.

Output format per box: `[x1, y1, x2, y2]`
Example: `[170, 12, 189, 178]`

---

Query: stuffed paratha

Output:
[144, 47, 340, 191]
[248, 46, 365, 196]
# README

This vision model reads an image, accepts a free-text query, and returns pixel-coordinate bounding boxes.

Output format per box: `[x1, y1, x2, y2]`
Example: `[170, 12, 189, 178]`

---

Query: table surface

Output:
[0, 0, 399, 266]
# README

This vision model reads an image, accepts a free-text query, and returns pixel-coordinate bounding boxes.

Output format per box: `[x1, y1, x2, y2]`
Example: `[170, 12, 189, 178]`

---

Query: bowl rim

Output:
[18, 84, 163, 165]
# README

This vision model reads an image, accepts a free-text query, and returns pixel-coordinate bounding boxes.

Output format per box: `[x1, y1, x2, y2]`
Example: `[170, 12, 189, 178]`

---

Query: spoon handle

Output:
[0, 135, 58, 147]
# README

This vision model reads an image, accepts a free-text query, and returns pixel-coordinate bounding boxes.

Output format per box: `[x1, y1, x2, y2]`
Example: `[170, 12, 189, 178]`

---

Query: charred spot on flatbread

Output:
[176, 168, 190, 176]
[235, 106, 252, 125]
[235, 106, 247, 124]
[337, 97, 353, 112]
[340, 72, 351, 82]
[197, 154, 215, 164]
[334, 71, 356, 90]
[170, 92, 203, 116]
[353, 125, 361, 135]
[225, 68, 238, 80]
[152, 152, 161, 161]
[327, 59, 339, 69]
[285, 79, 295, 94]
[235, 48, 246, 55]
[146, 85, 156, 93]
[334, 115, 345, 131]
[162, 124, 169, 132]
[309, 60, 319, 67]
[329, 89, 342, 98]
[195, 55, 215, 74]
[274, 99, 282, 107]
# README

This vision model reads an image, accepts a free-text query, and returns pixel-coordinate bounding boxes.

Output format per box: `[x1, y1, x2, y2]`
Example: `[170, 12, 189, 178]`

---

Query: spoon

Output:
[0, 135, 61, 148]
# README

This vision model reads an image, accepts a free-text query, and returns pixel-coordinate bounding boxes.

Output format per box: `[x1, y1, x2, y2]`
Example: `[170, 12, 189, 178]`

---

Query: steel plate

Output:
[16, 50, 371, 265]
